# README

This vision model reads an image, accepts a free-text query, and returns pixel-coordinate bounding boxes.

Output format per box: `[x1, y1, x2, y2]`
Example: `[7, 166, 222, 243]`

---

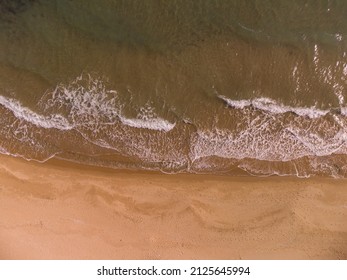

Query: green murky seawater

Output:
[0, 0, 347, 177]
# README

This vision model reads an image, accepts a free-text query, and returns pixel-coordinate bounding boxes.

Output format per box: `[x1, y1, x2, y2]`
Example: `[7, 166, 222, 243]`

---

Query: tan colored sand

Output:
[0, 155, 346, 259]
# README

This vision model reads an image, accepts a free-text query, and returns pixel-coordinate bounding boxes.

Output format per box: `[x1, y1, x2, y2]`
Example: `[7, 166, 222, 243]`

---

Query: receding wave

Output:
[1, 74, 347, 178]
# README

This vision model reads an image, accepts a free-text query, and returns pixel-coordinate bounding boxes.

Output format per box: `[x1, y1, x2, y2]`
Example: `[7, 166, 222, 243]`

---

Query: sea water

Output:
[0, 0, 346, 177]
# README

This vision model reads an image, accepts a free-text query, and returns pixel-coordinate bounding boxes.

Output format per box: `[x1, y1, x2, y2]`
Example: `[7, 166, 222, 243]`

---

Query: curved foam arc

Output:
[0, 144, 60, 163]
[218, 95, 330, 118]
[0, 95, 73, 130]
[236, 161, 313, 178]
[0, 146, 10, 156]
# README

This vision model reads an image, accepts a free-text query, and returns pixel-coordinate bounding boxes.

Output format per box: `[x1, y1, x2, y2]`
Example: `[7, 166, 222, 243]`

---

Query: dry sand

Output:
[0, 154, 346, 259]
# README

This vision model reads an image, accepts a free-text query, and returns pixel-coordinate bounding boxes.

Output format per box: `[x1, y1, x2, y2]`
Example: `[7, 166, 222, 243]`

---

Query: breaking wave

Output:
[0, 95, 73, 130]
[40, 74, 176, 132]
[1, 74, 347, 177]
[218, 95, 331, 118]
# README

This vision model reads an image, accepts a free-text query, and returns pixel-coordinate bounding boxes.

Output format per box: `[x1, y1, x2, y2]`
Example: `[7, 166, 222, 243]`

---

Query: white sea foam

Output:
[219, 98, 251, 109]
[0, 144, 59, 163]
[218, 95, 330, 118]
[41, 75, 175, 132]
[335, 33, 343, 42]
[0, 95, 73, 130]
[0, 146, 10, 156]
[190, 99, 347, 164]
[119, 115, 175, 132]
[190, 125, 347, 170]
[3, 73, 347, 177]
[42, 76, 120, 126]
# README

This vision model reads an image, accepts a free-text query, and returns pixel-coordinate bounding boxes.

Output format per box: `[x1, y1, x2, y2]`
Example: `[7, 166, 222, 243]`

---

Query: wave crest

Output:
[40, 74, 175, 132]
[0, 95, 72, 130]
[218, 95, 330, 118]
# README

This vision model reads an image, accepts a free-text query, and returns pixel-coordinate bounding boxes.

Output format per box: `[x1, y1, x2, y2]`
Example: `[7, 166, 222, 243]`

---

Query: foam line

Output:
[0, 95, 73, 130]
[42, 75, 175, 132]
[218, 95, 330, 118]
[119, 115, 175, 132]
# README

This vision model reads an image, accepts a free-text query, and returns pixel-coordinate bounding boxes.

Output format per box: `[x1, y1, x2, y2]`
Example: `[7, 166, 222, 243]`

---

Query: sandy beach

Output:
[0, 154, 346, 260]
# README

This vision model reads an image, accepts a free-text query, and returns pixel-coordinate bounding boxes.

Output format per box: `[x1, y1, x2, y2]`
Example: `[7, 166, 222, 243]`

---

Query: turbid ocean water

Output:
[0, 0, 347, 177]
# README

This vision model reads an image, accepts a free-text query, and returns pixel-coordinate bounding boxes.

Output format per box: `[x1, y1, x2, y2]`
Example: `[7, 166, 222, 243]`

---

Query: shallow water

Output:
[0, 0, 347, 177]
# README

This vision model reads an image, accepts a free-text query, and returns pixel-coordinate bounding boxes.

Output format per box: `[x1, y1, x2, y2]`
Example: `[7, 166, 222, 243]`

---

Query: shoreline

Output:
[0, 154, 346, 259]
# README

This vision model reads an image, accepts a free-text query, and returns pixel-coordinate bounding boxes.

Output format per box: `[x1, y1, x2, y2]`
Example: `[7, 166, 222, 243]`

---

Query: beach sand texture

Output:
[0, 155, 346, 260]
